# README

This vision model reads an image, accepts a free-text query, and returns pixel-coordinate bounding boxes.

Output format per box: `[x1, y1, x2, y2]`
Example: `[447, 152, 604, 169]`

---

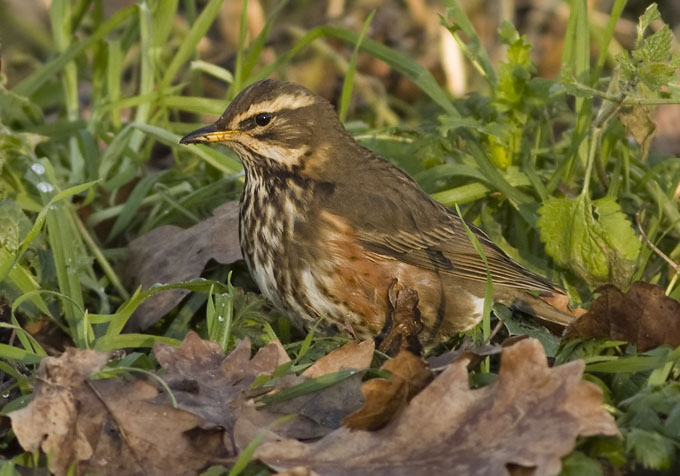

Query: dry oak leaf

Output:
[302, 340, 375, 378]
[153, 332, 287, 454]
[342, 350, 432, 431]
[235, 340, 375, 445]
[9, 348, 222, 476]
[564, 281, 680, 352]
[9, 348, 110, 476]
[427, 337, 502, 372]
[125, 201, 242, 330]
[256, 338, 619, 476]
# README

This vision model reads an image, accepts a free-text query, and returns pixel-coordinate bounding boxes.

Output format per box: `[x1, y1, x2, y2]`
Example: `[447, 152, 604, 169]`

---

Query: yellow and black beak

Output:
[179, 123, 240, 145]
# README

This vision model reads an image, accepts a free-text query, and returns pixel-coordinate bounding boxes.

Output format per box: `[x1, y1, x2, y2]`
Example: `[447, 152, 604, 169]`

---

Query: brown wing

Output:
[355, 219, 561, 295]
[319, 147, 561, 296]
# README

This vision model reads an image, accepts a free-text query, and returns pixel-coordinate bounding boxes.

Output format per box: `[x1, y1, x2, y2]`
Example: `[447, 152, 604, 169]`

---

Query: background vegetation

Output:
[1, 0, 679, 473]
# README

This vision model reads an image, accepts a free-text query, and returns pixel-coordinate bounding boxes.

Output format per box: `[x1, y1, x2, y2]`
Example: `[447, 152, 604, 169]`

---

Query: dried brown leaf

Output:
[125, 201, 242, 330]
[9, 347, 222, 476]
[427, 337, 502, 372]
[236, 341, 374, 445]
[257, 339, 618, 476]
[302, 340, 374, 378]
[342, 350, 432, 431]
[153, 332, 286, 453]
[564, 281, 680, 351]
[619, 104, 656, 161]
[83, 379, 223, 476]
[9, 349, 110, 475]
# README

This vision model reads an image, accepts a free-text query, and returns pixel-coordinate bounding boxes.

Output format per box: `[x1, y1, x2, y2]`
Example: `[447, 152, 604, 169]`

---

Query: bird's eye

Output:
[255, 113, 272, 127]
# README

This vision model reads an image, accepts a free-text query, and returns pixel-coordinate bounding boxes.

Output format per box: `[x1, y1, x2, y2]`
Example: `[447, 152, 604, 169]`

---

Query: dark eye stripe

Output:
[238, 117, 258, 131]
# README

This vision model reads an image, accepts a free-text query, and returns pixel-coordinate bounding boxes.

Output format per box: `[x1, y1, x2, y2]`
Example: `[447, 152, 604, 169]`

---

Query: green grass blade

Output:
[592, 0, 626, 79]
[251, 26, 456, 115]
[5, 261, 51, 316]
[0, 180, 100, 283]
[131, 122, 242, 173]
[455, 204, 493, 371]
[241, 0, 288, 81]
[14, 6, 136, 97]
[258, 369, 362, 405]
[562, 0, 592, 181]
[161, 0, 224, 90]
[442, 0, 497, 86]
[98, 280, 228, 335]
[162, 95, 226, 115]
[230, 0, 250, 97]
[107, 172, 166, 242]
[190, 60, 234, 84]
[128, 1, 155, 153]
[107, 39, 123, 128]
[0, 344, 42, 364]
[339, 10, 375, 122]
[94, 334, 182, 352]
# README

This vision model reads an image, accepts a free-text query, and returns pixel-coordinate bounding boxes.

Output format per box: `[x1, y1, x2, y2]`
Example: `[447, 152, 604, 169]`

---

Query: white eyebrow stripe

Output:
[231, 93, 316, 126]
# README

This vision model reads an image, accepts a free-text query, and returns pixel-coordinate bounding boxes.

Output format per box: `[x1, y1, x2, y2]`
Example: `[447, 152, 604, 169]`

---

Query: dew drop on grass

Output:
[30, 163, 45, 175]
[217, 315, 225, 322]
[36, 182, 53, 193]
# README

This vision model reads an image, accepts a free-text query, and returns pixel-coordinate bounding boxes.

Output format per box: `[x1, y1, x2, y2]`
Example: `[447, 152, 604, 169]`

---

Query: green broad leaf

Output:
[639, 61, 679, 91]
[442, 0, 497, 87]
[0, 201, 32, 252]
[665, 402, 680, 439]
[0, 125, 46, 165]
[495, 305, 560, 357]
[487, 135, 512, 170]
[537, 195, 639, 287]
[592, 196, 641, 276]
[438, 115, 511, 144]
[0, 84, 43, 127]
[635, 25, 672, 64]
[636, 4, 661, 48]
[615, 52, 636, 83]
[624, 428, 675, 470]
[498, 21, 531, 68]
[559, 451, 603, 476]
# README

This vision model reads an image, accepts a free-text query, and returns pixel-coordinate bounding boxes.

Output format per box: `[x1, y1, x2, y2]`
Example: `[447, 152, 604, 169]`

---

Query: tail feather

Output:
[503, 291, 575, 328]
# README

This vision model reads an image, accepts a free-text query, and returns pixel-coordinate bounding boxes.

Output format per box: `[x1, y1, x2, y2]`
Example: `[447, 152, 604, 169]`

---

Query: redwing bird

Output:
[180, 79, 573, 343]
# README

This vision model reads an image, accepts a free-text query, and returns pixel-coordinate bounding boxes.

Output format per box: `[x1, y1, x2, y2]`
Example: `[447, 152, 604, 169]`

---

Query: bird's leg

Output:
[375, 279, 425, 356]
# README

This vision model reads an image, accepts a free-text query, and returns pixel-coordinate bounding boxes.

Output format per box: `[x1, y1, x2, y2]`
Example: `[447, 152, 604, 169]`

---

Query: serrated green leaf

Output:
[592, 196, 641, 279]
[538, 195, 639, 287]
[559, 451, 603, 476]
[637, 4, 661, 46]
[665, 403, 680, 439]
[615, 52, 636, 82]
[639, 62, 679, 91]
[636, 25, 672, 63]
[0, 201, 32, 252]
[0, 84, 43, 127]
[495, 305, 560, 356]
[624, 428, 675, 469]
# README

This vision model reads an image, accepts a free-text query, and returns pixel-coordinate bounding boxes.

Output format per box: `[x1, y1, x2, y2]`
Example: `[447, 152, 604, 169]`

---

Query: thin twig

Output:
[483, 318, 505, 346]
[635, 212, 680, 274]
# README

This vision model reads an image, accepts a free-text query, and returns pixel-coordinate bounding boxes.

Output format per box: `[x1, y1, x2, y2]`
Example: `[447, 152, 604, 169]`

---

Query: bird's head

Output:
[180, 79, 344, 173]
